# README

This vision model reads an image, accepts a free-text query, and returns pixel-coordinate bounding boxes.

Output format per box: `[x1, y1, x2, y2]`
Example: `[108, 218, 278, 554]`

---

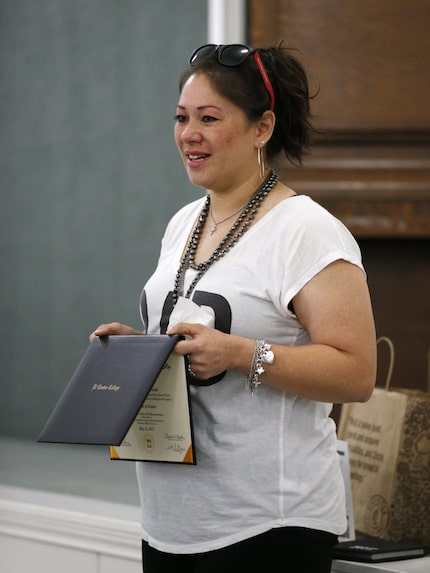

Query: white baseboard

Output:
[0, 485, 141, 561]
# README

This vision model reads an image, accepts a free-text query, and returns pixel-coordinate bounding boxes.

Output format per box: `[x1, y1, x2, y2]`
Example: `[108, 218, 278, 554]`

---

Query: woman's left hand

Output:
[167, 322, 253, 380]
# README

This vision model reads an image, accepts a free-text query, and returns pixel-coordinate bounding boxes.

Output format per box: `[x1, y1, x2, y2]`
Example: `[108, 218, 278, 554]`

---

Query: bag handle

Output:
[428, 346, 430, 393]
[376, 336, 395, 391]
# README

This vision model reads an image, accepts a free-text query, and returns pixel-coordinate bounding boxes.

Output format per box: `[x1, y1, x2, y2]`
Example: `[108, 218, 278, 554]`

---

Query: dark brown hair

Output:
[179, 45, 317, 166]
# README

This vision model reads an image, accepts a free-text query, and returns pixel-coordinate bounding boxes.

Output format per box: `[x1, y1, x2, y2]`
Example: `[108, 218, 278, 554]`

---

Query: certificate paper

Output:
[110, 354, 196, 464]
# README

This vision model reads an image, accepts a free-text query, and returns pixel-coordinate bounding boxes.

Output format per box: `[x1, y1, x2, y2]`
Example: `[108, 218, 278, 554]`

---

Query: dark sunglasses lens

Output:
[218, 44, 251, 66]
[190, 44, 217, 65]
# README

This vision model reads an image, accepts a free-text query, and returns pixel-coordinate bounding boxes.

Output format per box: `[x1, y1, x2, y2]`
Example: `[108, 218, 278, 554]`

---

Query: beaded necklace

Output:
[172, 170, 279, 304]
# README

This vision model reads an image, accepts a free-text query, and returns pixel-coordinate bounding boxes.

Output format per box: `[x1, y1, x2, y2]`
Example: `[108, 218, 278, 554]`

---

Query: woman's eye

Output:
[174, 114, 187, 123]
[202, 115, 218, 123]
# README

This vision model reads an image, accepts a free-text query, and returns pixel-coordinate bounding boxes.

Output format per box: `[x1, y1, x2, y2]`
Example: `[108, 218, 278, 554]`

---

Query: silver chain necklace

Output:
[172, 170, 279, 304]
[209, 202, 247, 235]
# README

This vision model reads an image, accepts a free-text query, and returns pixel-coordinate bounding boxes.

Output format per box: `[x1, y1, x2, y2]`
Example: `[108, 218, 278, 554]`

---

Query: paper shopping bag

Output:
[338, 337, 430, 545]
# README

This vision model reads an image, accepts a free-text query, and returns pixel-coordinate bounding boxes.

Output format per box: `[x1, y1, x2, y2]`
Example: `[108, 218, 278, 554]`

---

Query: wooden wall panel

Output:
[360, 239, 430, 391]
[250, 0, 430, 131]
[249, 0, 430, 392]
[249, 0, 430, 239]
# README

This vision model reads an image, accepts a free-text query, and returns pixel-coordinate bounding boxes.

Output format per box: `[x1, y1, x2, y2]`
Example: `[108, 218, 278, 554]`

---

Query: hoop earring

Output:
[257, 142, 266, 181]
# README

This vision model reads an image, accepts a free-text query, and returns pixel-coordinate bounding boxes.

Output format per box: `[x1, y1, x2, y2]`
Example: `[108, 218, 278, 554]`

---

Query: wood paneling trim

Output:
[283, 142, 430, 237]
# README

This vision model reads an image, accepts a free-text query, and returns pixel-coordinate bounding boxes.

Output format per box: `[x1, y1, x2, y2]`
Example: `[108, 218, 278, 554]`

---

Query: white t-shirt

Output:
[137, 194, 363, 554]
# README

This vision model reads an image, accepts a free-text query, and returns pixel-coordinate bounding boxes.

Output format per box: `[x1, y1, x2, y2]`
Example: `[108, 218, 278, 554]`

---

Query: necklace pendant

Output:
[210, 224, 217, 235]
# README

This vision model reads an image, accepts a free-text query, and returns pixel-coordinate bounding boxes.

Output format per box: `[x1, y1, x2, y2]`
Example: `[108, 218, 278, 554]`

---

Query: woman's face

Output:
[174, 73, 259, 194]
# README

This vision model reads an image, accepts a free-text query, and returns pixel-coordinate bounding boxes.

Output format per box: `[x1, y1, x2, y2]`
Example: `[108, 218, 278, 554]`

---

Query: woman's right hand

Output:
[89, 322, 144, 342]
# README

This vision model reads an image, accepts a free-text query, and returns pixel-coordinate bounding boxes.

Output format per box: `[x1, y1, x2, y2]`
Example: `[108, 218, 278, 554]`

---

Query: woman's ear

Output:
[256, 110, 276, 145]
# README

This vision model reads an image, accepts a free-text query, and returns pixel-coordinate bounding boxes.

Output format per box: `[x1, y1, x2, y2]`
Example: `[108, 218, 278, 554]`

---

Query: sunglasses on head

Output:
[189, 43, 275, 112]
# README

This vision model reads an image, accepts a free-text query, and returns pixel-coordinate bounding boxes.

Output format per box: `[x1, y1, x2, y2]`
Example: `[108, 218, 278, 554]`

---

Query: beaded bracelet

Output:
[246, 339, 274, 397]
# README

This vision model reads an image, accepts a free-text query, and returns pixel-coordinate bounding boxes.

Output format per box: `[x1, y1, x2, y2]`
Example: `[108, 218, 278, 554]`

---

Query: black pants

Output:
[141, 527, 337, 573]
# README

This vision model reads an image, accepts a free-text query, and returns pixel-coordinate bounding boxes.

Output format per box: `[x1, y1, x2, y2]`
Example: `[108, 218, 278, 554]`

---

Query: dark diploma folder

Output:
[38, 335, 181, 447]
[333, 538, 426, 563]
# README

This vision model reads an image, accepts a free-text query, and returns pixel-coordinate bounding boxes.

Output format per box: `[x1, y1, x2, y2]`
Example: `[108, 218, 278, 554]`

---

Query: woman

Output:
[92, 44, 376, 573]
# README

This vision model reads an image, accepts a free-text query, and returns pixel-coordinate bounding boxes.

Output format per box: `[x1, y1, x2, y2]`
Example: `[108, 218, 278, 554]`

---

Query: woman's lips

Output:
[186, 153, 210, 166]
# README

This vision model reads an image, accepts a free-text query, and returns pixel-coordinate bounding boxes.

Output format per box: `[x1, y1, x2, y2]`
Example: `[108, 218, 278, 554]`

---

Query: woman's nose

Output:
[180, 121, 203, 144]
